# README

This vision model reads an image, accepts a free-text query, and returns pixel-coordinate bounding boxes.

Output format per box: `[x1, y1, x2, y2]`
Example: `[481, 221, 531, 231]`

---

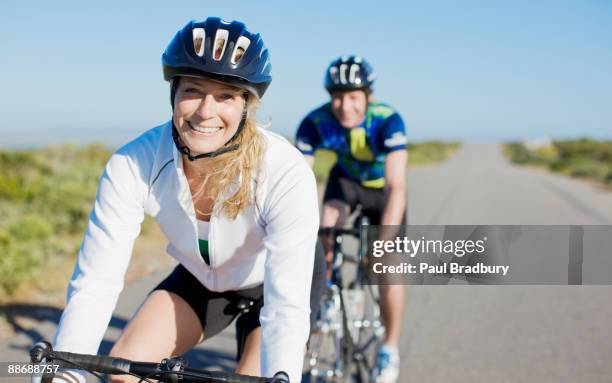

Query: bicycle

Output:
[29, 340, 289, 383]
[304, 215, 384, 383]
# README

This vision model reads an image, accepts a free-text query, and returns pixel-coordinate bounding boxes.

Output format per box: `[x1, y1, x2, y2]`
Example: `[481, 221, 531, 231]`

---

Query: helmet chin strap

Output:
[171, 88, 249, 161]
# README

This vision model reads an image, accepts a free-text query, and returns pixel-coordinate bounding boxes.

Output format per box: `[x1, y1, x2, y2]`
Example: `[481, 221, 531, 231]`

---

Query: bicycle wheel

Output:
[343, 282, 384, 383]
[303, 287, 349, 383]
[338, 288, 354, 383]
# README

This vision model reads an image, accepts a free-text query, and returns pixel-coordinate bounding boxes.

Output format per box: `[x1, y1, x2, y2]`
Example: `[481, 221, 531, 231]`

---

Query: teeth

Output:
[191, 125, 221, 133]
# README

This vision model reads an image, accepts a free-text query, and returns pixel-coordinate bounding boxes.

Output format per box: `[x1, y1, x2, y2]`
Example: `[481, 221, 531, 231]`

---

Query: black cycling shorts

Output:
[323, 165, 406, 225]
[151, 241, 326, 357]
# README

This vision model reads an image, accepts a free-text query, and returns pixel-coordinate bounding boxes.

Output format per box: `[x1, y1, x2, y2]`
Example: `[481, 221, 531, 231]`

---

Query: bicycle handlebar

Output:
[30, 341, 289, 383]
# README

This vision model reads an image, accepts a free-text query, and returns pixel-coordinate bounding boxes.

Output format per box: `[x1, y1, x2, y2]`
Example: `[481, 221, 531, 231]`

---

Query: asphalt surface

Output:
[2, 143, 612, 382]
[402, 143, 612, 383]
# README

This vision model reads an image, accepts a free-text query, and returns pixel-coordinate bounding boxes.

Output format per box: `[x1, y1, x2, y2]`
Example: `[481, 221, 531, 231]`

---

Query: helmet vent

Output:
[349, 64, 360, 84]
[192, 28, 205, 57]
[339, 63, 348, 84]
[329, 66, 339, 84]
[213, 29, 229, 61]
[231, 36, 251, 64]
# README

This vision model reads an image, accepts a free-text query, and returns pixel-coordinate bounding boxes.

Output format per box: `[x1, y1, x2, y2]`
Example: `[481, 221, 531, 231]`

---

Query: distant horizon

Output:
[2, 124, 610, 151]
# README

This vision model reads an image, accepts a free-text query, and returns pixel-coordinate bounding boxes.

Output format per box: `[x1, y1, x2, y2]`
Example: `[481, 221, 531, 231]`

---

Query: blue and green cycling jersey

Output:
[296, 102, 407, 188]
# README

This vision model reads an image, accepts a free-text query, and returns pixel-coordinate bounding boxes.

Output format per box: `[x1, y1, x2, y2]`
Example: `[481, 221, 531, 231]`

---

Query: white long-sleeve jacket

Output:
[52, 121, 319, 382]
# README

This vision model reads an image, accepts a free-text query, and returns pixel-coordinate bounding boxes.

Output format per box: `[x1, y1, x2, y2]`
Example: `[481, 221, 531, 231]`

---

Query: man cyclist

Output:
[295, 55, 407, 383]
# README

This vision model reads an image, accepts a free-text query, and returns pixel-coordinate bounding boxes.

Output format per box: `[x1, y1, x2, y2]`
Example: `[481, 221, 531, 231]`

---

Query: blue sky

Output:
[1, 0, 611, 147]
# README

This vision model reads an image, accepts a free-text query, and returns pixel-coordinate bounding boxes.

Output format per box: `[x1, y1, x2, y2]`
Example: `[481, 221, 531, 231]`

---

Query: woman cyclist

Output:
[51, 17, 324, 383]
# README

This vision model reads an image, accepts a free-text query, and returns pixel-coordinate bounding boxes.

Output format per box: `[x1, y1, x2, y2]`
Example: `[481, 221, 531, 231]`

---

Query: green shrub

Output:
[506, 139, 612, 185]
[7, 215, 53, 241]
[407, 141, 460, 165]
[0, 241, 47, 295]
[0, 144, 112, 297]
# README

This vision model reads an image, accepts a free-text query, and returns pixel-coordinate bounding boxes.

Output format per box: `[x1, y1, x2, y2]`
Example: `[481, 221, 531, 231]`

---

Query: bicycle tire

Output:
[354, 283, 383, 383]
[338, 287, 354, 383]
[344, 273, 384, 383]
[303, 288, 344, 383]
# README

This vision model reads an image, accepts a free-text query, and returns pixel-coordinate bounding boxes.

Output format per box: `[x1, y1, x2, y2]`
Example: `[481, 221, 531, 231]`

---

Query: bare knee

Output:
[108, 336, 160, 383]
[108, 290, 204, 382]
[321, 200, 350, 228]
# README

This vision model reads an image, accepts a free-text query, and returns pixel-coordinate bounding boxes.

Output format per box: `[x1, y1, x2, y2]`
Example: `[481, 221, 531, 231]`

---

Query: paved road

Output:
[2, 143, 612, 382]
[403, 143, 612, 383]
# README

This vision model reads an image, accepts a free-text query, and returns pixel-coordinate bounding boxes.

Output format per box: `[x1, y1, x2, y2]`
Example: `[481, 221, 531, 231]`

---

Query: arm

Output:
[377, 111, 408, 225]
[380, 149, 407, 225]
[52, 149, 147, 355]
[259, 155, 319, 383]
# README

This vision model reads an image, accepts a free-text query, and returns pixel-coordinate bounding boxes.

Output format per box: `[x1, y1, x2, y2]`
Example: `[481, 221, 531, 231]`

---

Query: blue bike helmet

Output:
[163, 17, 272, 99]
[162, 17, 272, 160]
[324, 55, 375, 93]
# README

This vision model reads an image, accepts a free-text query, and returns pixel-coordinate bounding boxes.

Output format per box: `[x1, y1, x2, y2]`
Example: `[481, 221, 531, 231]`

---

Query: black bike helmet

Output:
[163, 17, 272, 99]
[324, 55, 375, 93]
[162, 17, 272, 161]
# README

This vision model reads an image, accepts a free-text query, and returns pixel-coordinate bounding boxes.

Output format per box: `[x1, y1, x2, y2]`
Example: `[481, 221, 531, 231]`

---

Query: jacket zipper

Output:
[176, 163, 213, 272]
[208, 215, 217, 290]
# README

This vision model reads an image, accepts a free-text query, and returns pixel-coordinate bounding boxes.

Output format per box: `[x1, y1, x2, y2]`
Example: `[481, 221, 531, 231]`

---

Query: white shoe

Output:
[372, 345, 400, 383]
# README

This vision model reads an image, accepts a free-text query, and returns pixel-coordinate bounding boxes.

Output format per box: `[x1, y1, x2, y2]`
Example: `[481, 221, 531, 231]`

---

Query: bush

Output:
[0, 227, 48, 295]
[506, 139, 612, 185]
[0, 144, 112, 297]
[7, 214, 53, 241]
[405, 141, 460, 165]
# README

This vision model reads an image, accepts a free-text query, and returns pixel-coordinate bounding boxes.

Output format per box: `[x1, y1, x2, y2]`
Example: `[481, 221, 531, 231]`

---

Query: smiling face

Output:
[330, 89, 370, 129]
[173, 77, 246, 155]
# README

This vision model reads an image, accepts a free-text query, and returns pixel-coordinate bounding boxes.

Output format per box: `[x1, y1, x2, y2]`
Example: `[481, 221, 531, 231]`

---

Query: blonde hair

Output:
[189, 95, 266, 220]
